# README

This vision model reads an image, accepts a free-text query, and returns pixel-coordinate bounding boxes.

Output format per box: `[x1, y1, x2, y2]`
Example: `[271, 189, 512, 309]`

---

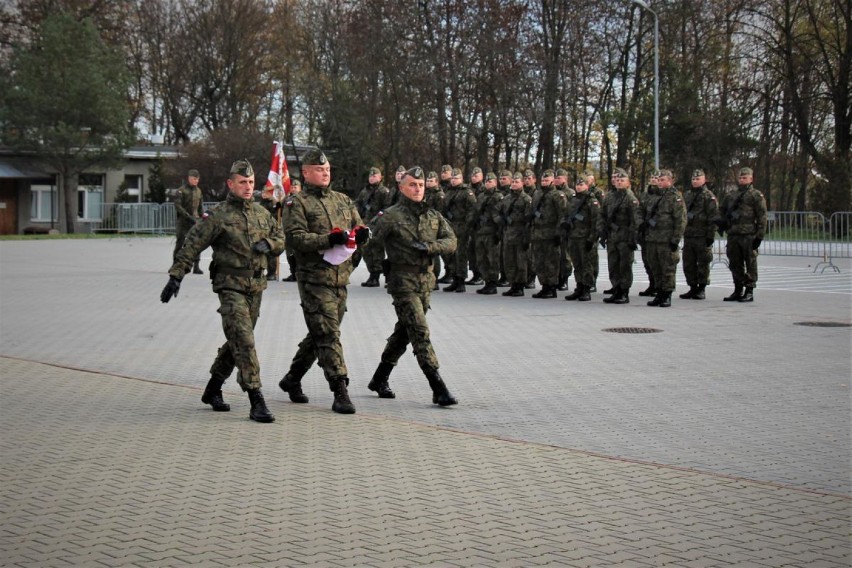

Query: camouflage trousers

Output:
[502, 239, 528, 285]
[726, 234, 759, 287]
[559, 241, 573, 281]
[682, 237, 713, 286]
[568, 239, 597, 287]
[531, 238, 560, 286]
[360, 239, 385, 274]
[209, 289, 263, 391]
[645, 242, 681, 292]
[447, 229, 470, 279]
[606, 240, 636, 290]
[381, 273, 439, 372]
[640, 239, 654, 286]
[289, 281, 349, 382]
[474, 234, 501, 282]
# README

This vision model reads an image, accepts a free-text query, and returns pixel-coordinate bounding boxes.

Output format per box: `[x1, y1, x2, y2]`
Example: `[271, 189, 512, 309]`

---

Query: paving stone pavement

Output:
[1, 237, 850, 567]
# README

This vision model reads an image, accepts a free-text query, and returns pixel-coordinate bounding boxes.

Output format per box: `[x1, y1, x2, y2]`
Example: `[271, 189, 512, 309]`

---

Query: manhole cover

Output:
[603, 327, 663, 334]
[793, 322, 852, 328]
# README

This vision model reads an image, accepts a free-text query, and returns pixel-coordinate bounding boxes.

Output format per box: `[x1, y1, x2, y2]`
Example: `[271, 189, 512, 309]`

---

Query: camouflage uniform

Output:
[721, 182, 767, 291]
[599, 185, 641, 297]
[529, 183, 569, 294]
[643, 183, 686, 303]
[473, 186, 504, 289]
[425, 174, 446, 278]
[563, 190, 601, 291]
[682, 180, 719, 292]
[354, 180, 391, 276]
[587, 180, 605, 286]
[169, 191, 285, 392]
[173, 181, 203, 263]
[637, 184, 659, 294]
[284, 181, 364, 383]
[554, 179, 575, 289]
[500, 186, 532, 290]
[442, 180, 477, 283]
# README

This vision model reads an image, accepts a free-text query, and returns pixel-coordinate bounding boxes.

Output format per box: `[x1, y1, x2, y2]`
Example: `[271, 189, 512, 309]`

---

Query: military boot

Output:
[564, 285, 584, 301]
[330, 378, 356, 414]
[692, 284, 706, 300]
[738, 287, 754, 302]
[638, 285, 656, 297]
[361, 272, 381, 287]
[556, 276, 569, 291]
[503, 284, 524, 297]
[443, 277, 459, 292]
[658, 291, 672, 307]
[437, 272, 454, 284]
[465, 273, 484, 286]
[679, 286, 697, 299]
[368, 362, 396, 399]
[247, 389, 275, 423]
[454, 281, 466, 293]
[577, 285, 592, 302]
[647, 292, 663, 307]
[192, 260, 204, 275]
[724, 285, 743, 301]
[279, 370, 309, 403]
[477, 281, 498, 295]
[201, 376, 230, 412]
[282, 273, 297, 282]
[425, 369, 458, 406]
[603, 286, 621, 303]
[532, 285, 556, 299]
[613, 288, 630, 304]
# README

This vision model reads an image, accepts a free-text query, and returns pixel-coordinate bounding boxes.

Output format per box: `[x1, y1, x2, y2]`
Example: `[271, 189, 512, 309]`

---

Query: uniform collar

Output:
[306, 183, 331, 196]
[399, 195, 429, 213]
[226, 192, 252, 209]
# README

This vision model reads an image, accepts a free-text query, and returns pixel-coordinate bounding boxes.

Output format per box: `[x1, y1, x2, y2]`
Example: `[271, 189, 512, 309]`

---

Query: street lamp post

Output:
[632, 0, 659, 171]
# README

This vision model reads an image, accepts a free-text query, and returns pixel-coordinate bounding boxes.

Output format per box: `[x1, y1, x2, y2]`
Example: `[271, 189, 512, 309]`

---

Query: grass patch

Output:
[0, 232, 169, 241]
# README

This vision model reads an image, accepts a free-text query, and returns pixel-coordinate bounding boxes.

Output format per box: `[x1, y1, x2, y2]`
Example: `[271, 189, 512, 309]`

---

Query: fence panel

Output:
[823, 212, 852, 272]
[90, 203, 176, 234]
[762, 211, 827, 258]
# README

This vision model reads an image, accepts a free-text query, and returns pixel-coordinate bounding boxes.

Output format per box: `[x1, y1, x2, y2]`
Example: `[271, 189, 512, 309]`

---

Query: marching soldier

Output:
[173, 169, 205, 274]
[680, 169, 719, 299]
[719, 167, 767, 302]
[562, 176, 601, 301]
[642, 169, 686, 307]
[599, 168, 641, 304]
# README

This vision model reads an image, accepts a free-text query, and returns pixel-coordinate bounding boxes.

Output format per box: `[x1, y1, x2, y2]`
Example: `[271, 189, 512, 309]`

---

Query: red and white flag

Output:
[263, 141, 290, 202]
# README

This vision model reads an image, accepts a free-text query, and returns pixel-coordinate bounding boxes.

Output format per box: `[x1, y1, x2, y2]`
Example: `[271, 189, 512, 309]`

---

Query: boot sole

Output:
[250, 414, 275, 423]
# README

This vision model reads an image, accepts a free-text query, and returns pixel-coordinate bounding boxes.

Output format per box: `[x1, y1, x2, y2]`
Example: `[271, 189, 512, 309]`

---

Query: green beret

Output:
[739, 167, 753, 176]
[575, 176, 588, 185]
[368, 167, 381, 176]
[229, 159, 254, 177]
[396, 165, 406, 173]
[658, 169, 673, 178]
[301, 149, 328, 165]
[441, 164, 453, 173]
[451, 168, 462, 177]
[188, 169, 200, 177]
[472, 167, 483, 175]
[427, 171, 438, 180]
[404, 166, 424, 180]
[485, 172, 497, 181]
[524, 169, 535, 177]
[582, 169, 595, 178]
[499, 169, 512, 178]
[612, 167, 629, 178]
[555, 168, 569, 177]
[513, 172, 523, 180]
[542, 169, 555, 178]
[692, 169, 705, 178]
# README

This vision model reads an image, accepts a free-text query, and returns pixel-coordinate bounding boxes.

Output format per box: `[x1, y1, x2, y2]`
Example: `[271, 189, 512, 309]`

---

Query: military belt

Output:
[216, 266, 264, 278]
[391, 263, 433, 274]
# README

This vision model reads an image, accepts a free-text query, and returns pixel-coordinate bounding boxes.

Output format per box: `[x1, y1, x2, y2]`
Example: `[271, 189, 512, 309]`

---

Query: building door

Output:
[0, 180, 18, 234]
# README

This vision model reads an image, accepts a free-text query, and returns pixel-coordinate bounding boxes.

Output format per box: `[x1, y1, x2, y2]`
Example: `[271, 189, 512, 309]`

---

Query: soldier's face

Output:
[290, 184, 302, 194]
[691, 175, 705, 188]
[369, 173, 382, 184]
[523, 175, 535, 187]
[485, 179, 497, 189]
[499, 175, 512, 186]
[575, 181, 588, 193]
[303, 164, 331, 187]
[511, 179, 523, 191]
[471, 172, 483, 184]
[657, 175, 673, 189]
[451, 175, 462, 186]
[612, 175, 629, 189]
[395, 171, 404, 182]
[555, 175, 567, 186]
[541, 175, 553, 187]
[188, 175, 199, 186]
[426, 178, 438, 188]
[738, 173, 753, 185]
[400, 175, 425, 202]
[228, 174, 255, 199]
[441, 171, 451, 181]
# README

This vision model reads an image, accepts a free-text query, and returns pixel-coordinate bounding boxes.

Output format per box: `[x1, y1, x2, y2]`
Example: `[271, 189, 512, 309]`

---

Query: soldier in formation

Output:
[718, 167, 767, 303]
[442, 168, 477, 292]
[173, 168, 205, 274]
[529, 169, 569, 298]
[500, 172, 533, 296]
[355, 167, 391, 287]
[561, 175, 600, 301]
[473, 172, 504, 294]
[640, 169, 686, 307]
[599, 168, 641, 304]
[680, 169, 718, 300]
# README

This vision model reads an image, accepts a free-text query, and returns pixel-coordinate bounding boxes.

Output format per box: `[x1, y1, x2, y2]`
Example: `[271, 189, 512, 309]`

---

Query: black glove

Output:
[355, 226, 371, 245]
[599, 238, 607, 250]
[160, 276, 181, 303]
[559, 219, 572, 232]
[252, 239, 271, 254]
[705, 238, 714, 247]
[586, 240, 595, 251]
[411, 241, 430, 254]
[669, 241, 679, 252]
[752, 237, 762, 250]
[328, 230, 349, 246]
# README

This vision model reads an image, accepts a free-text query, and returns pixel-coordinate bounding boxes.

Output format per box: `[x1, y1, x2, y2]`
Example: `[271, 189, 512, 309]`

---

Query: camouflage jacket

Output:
[284, 182, 364, 287]
[355, 183, 391, 224]
[474, 189, 504, 236]
[642, 187, 686, 244]
[174, 184, 203, 229]
[442, 184, 477, 232]
[425, 186, 445, 211]
[529, 186, 569, 240]
[499, 190, 532, 242]
[563, 191, 601, 242]
[721, 185, 767, 238]
[598, 188, 641, 244]
[169, 192, 285, 294]
[683, 185, 719, 239]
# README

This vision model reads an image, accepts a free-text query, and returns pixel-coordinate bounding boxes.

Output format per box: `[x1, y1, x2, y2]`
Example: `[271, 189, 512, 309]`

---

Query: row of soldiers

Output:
[352, 164, 767, 306]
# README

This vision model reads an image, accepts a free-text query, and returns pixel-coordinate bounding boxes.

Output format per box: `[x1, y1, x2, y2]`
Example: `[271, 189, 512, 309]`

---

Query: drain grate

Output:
[793, 321, 852, 328]
[603, 327, 663, 334]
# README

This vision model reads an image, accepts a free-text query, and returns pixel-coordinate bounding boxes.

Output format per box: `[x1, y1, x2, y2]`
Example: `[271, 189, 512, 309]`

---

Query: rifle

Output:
[716, 189, 746, 235]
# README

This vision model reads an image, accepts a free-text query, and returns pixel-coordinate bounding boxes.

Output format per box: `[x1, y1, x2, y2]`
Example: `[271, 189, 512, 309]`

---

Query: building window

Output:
[124, 174, 143, 202]
[30, 183, 58, 222]
[78, 173, 104, 220]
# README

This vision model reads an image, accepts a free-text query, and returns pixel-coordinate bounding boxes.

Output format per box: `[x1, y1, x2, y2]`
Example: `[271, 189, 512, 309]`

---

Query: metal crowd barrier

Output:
[89, 203, 176, 234]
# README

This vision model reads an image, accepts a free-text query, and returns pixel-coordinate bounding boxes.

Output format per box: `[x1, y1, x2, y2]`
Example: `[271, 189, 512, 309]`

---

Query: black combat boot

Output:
[477, 281, 498, 295]
[454, 281, 466, 293]
[279, 370, 309, 403]
[330, 378, 356, 414]
[532, 285, 557, 299]
[738, 287, 754, 302]
[361, 272, 381, 287]
[603, 286, 621, 303]
[425, 369, 458, 406]
[503, 284, 524, 297]
[564, 285, 585, 301]
[247, 389, 275, 423]
[692, 284, 706, 300]
[613, 288, 630, 304]
[638, 285, 656, 297]
[192, 260, 204, 275]
[724, 285, 743, 301]
[647, 292, 663, 307]
[201, 376, 230, 412]
[282, 273, 297, 282]
[679, 286, 697, 299]
[443, 277, 460, 292]
[658, 291, 672, 307]
[577, 285, 592, 301]
[368, 362, 396, 399]
[437, 272, 454, 284]
[465, 273, 484, 286]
